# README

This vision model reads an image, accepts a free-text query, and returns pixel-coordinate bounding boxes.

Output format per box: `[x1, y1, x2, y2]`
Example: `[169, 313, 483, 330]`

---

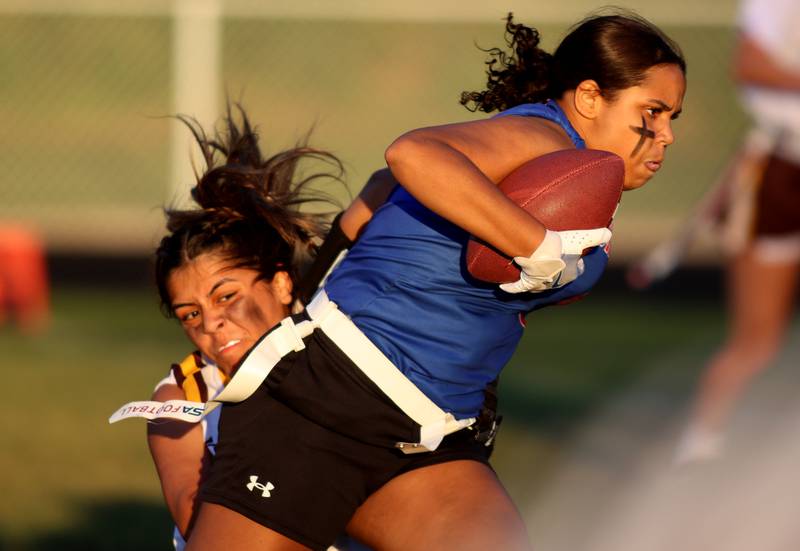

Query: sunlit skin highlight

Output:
[167, 251, 293, 374]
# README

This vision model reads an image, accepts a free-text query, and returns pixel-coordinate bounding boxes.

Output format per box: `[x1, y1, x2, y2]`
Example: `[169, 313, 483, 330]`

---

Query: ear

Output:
[270, 271, 294, 306]
[572, 79, 603, 120]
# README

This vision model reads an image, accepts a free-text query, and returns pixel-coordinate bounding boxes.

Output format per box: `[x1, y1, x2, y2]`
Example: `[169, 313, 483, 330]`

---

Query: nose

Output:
[201, 307, 225, 334]
[660, 121, 675, 146]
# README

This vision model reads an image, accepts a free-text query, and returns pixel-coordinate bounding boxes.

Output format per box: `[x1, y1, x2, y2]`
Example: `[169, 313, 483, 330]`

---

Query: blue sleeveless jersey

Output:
[324, 100, 608, 418]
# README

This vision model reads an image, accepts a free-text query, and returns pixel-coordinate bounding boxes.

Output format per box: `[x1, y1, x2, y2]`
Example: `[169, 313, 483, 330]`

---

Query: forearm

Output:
[734, 34, 800, 91]
[147, 385, 207, 540]
[149, 434, 204, 538]
[295, 169, 399, 305]
[385, 132, 545, 257]
[294, 212, 354, 305]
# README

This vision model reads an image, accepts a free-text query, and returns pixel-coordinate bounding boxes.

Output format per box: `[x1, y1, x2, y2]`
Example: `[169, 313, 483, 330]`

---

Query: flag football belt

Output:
[109, 290, 475, 453]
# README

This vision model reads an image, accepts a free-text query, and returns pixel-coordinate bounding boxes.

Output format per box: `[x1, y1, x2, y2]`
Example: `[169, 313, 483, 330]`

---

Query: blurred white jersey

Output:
[739, 0, 800, 162]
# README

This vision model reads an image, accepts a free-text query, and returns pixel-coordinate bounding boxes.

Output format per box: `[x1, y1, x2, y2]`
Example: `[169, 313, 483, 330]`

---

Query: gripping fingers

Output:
[559, 228, 612, 255]
[559, 255, 585, 284]
[499, 258, 565, 294]
[498, 228, 610, 294]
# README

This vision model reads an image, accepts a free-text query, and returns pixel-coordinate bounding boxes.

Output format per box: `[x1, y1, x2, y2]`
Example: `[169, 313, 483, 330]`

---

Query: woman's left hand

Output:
[500, 227, 612, 293]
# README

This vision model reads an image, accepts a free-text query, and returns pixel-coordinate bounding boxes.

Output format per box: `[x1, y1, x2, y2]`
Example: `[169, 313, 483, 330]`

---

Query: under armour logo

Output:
[246, 475, 275, 498]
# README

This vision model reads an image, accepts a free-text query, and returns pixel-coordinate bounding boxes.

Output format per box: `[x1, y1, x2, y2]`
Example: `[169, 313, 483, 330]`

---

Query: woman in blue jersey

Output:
[181, 12, 687, 551]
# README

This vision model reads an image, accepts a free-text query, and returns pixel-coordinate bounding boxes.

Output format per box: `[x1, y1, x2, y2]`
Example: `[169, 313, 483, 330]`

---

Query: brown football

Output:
[466, 149, 624, 284]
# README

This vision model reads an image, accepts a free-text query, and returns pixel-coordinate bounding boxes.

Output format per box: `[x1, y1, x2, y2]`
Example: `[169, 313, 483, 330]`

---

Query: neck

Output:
[556, 93, 591, 143]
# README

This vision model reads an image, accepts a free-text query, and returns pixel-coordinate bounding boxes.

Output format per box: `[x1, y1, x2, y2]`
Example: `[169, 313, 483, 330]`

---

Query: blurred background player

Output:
[675, 0, 800, 463]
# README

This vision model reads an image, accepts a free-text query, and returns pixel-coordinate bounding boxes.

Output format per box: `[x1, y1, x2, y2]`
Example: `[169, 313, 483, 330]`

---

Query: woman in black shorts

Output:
[163, 12, 687, 550]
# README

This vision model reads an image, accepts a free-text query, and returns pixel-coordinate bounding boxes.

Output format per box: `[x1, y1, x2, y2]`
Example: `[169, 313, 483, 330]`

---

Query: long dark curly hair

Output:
[461, 11, 686, 113]
[154, 104, 344, 316]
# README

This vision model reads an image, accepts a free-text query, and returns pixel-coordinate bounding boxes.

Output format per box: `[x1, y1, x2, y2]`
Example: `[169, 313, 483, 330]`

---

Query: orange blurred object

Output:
[0, 224, 50, 334]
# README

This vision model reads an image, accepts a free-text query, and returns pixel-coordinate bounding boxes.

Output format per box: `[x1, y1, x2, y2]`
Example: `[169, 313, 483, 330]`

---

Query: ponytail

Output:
[460, 13, 554, 113]
[155, 105, 344, 316]
[461, 10, 685, 113]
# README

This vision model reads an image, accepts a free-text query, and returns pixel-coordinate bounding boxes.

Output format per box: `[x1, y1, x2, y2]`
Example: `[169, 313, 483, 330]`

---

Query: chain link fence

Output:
[0, 0, 747, 262]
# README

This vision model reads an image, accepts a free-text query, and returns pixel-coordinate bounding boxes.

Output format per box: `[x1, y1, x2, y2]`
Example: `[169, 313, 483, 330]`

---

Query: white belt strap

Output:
[110, 291, 474, 453]
[213, 317, 313, 403]
[306, 291, 475, 452]
[108, 317, 314, 425]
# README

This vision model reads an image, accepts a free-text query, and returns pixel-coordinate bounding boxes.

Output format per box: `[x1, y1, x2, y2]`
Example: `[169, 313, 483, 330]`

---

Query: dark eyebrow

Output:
[208, 277, 235, 296]
[648, 99, 672, 110]
[171, 277, 236, 310]
[648, 98, 682, 117]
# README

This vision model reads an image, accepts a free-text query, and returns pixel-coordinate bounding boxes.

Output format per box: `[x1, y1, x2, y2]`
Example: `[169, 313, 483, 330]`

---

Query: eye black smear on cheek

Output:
[246, 297, 270, 329]
[629, 115, 656, 157]
[229, 295, 270, 331]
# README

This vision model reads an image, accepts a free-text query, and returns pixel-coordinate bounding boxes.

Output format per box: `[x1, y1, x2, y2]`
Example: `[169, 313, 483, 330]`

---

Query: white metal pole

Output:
[169, 0, 221, 208]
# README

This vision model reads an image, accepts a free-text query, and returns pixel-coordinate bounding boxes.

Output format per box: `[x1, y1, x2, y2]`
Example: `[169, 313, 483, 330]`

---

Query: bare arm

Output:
[734, 33, 800, 91]
[147, 384, 210, 539]
[339, 168, 398, 240]
[384, 115, 573, 258]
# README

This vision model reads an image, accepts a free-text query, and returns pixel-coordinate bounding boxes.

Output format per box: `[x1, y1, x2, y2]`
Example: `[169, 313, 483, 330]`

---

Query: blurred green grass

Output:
[0, 288, 185, 550]
[0, 284, 725, 549]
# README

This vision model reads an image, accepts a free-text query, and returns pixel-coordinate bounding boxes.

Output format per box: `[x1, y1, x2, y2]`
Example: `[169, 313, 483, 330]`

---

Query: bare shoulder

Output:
[151, 382, 185, 402]
[427, 113, 571, 145]
[487, 114, 575, 152]
[148, 383, 197, 439]
[415, 114, 575, 182]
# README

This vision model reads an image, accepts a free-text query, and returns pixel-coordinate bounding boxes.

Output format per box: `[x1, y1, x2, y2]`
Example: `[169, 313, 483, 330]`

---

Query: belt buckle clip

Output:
[395, 441, 431, 455]
[279, 317, 308, 353]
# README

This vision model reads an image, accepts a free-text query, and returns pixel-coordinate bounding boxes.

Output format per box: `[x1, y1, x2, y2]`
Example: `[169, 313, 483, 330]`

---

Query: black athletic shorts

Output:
[199, 326, 492, 551]
[754, 154, 800, 236]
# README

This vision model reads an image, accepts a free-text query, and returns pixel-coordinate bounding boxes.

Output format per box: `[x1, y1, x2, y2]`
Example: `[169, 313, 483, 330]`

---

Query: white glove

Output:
[499, 228, 612, 294]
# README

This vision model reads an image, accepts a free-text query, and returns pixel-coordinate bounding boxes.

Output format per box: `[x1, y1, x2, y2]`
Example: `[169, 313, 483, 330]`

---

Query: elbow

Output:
[384, 130, 429, 175]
